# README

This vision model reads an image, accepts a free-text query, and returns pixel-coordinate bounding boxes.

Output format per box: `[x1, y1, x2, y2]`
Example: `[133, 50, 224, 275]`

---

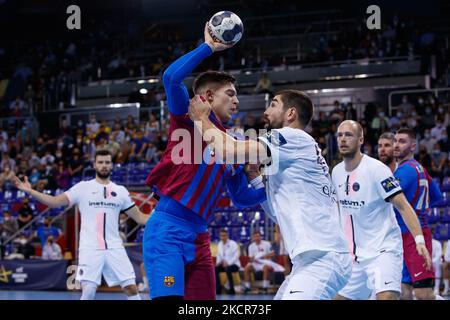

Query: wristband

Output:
[415, 235, 425, 245]
[250, 175, 264, 189]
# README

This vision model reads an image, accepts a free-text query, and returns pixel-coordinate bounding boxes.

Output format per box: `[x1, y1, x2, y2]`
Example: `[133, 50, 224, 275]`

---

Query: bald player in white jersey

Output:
[332, 120, 431, 300]
[13, 149, 149, 300]
[188, 90, 352, 300]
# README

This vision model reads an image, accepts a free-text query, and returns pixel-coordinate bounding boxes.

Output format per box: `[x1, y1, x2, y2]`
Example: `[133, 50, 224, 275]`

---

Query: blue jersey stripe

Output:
[202, 174, 225, 220]
[179, 162, 207, 206]
[192, 164, 221, 213]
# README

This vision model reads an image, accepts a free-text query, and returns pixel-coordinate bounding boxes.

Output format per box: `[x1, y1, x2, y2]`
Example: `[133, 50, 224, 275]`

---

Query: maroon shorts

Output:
[402, 227, 435, 283]
[184, 232, 216, 300]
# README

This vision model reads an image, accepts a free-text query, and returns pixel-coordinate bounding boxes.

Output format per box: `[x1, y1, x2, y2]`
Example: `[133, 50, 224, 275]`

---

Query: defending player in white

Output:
[12, 149, 149, 300]
[332, 120, 432, 300]
[188, 90, 352, 300]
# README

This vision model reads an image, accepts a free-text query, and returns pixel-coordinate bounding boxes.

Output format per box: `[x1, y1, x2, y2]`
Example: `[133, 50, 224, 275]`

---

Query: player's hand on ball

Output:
[416, 243, 432, 270]
[12, 175, 32, 193]
[204, 22, 233, 52]
[189, 95, 212, 121]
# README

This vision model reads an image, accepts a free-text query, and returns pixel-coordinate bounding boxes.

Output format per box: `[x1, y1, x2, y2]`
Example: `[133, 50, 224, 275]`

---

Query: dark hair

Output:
[192, 71, 236, 94]
[378, 132, 395, 142]
[253, 231, 261, 236]
[396, 128, 416, 140]
[94, 149, 112, 161]
[219, 229, 228, 234]
[277, 90, 314, 127]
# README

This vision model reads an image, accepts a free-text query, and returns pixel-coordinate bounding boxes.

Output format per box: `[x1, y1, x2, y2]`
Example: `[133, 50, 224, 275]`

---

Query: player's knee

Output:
[377, 291, 399, 300]
[80, 281, 98, 300]
[414, 288, 434, 300]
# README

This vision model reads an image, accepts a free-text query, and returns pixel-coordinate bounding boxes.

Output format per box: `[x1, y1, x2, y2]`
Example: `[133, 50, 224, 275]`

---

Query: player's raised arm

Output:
[389, 192, 432, 270]
[188, 95, 270, 164]
[163, 23, 233, 116]
[12, 175, 70, 208]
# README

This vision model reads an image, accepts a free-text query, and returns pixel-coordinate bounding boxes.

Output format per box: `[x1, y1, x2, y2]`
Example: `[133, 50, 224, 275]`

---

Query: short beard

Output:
[380, 155, 394, 166]
[340, 149, 358, 159]
[96, 170, 111, 180]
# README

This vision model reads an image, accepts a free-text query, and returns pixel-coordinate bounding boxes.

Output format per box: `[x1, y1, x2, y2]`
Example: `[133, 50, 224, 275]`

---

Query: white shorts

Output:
[338, 251, 402, 300]
[274, 250, 352, 300]
[251, 259, 285, 273]
[76, 248, 136, 287]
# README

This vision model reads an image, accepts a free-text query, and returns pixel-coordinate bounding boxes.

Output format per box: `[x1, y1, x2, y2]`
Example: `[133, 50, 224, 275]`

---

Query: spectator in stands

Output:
[388, 110, 402, 130]
[68, 148, 83, 179]
[145, 142, 159, 165]
[421, 105, 435, 129]
[129, 130, 148, 162]
[111, 122, 126, 145]
[215, 229, 241, 295]
[417, 145, 433, 174]
[439, 131, 450, 153]
[431, 116, 447, 141]
[28, 152, 40, 169]
[397, 95, 415, 115]
[254, 73, 273, 95]
[1, 153, 16, 171]
[430, 143, 447, 180]
[28, 167, 41, 188]
[0, 165, 15, 190]
[35, 217, 62, 247]
[0, 136, 8, 154]
[13, 233, 34, 259]
[55, 161, 71, 189]
[42, 235, 63, 260]
[40, 151, 55, 166]
[243, 231, 284, 294]
[420, 129, 438, 154]
[17, 197, 34, 229]
[369, 108, 390, 144]
[86, 114, 100, 136]
[0, 210, 19, 241]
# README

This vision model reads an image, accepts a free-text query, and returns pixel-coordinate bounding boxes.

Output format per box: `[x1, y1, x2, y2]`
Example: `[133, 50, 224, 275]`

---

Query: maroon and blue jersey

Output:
[394, 158, 442, 234]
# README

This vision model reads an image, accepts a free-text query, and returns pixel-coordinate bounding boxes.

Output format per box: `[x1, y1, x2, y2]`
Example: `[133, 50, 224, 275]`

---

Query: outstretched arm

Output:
[12, 175, 69, 208]
[164, 23, 233, 115]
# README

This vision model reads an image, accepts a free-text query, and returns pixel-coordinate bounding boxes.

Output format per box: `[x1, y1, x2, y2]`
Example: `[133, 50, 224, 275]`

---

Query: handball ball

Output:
[208, 11, 244, 45]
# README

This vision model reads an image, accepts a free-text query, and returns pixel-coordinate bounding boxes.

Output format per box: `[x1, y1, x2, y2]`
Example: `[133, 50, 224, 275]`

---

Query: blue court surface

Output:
[0, 291, 274, 300]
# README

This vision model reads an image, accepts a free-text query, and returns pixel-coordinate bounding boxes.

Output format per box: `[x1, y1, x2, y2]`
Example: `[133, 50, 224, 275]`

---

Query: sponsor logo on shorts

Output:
[414, 271, 423, 277]
[164, 276, 175, 287]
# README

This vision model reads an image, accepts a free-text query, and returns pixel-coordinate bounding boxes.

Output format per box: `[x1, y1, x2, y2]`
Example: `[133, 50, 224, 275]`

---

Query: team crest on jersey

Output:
[111, 191, 117, 197]
[164, 276, 175, 287]
[352, 182, 360, 192]
[381, 176, 399, 193]
[266, 131, 287, 146]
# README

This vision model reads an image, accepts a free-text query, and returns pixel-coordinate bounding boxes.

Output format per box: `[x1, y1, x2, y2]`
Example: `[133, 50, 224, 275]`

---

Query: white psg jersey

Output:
[65, 179, 135, 250]
[332, 155, 403, 262]
[258, 127, 348, 259]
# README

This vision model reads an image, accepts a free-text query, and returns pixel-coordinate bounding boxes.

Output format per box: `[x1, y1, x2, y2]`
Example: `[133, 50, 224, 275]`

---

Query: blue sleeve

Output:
[163, 43, 213, 115]
[429, 179, 443, 207]
[394, 165, 415, 193]
[226, 169, 267, 208]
